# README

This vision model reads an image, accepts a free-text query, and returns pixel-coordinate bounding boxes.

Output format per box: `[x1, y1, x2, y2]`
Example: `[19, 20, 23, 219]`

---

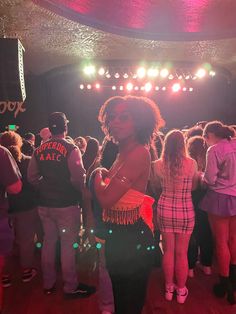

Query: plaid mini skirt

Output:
[157, 195, 195, 234]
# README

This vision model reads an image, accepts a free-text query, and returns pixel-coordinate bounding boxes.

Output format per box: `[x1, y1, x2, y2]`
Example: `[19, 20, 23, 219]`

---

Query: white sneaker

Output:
[165, 284, 175, 301]
[176, 286, 188, 304]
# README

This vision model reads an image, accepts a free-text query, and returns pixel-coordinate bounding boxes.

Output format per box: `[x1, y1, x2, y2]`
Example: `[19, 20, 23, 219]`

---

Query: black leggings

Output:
[188, 208, 213, 269]
[105, 219, 154, 314]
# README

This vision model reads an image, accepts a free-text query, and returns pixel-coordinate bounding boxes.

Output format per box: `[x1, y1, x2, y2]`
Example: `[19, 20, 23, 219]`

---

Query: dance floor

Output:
[3, 248, 236, 314]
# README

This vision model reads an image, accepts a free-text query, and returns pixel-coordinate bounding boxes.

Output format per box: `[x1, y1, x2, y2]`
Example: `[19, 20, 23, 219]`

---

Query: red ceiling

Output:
[34, 0, 236, 40]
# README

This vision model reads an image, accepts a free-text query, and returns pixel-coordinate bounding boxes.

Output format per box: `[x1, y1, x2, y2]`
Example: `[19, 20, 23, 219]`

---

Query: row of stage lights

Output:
[83, 65, 216, 80]
[79, 82, 194, 93]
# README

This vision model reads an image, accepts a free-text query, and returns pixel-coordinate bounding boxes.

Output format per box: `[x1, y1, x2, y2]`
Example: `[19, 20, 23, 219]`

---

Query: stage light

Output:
[95, 83, 100, 89]
[123, 73, 129, 78]
[119, 86, 124, 90]
[134, 86, 139, 90]
[172, 83, 181, 92]
[209, 70, 216, 77]
[112, 85, 117, 90]
[147, 68, 159, 77]
[162, 86, 166, 91]
[189, 87, 193, 92]
[155, 86, 160, 91]
[126, 82, 133, 91]
[83, 65, 95, 75]
[196, 68, 206, 78]
[114, 73, 120, 78]
[144, 82, 152, 92]
[185, 75, 190, 80]
[183, 87, 187, 91]
[98, 67, 105, 75]
[168, 74, 174, 80]
[140, 86, 145, 91]
[79, 84, 84, 90]
[137, 67, 146, 78]
[160, 68, 169, 78]
[106, 73, 111, 78]
[87, 84, 92, 89]
[178, 75, 183, 80]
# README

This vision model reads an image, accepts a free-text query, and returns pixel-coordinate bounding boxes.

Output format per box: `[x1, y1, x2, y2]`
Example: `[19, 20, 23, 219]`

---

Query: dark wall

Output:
[1, 65, 235, 141]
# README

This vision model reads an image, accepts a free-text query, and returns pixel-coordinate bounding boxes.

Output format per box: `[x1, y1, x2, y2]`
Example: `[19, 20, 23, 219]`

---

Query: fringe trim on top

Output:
[103, 207, 140, 225]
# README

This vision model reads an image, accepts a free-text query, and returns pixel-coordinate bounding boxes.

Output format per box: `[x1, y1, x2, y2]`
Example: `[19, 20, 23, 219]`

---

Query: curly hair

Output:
[187, 136, 207, 171]
[161, 129, 187, 178]
[0, 131, 23, 161]
[98, 95, 165, 145]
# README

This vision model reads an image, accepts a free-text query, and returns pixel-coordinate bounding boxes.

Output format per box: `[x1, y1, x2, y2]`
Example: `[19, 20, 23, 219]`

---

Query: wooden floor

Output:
[3, 249, 236, 314]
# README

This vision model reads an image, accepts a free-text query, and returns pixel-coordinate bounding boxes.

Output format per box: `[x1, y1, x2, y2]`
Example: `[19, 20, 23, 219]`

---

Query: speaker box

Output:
[0, 38, 26, 102]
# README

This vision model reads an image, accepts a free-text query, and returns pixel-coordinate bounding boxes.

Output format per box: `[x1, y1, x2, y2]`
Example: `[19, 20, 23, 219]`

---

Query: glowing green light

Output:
[151, 245, 155, 250]
[108, 229, 113, 234]
[36, 242, 42, 248]
[73, 243, 79, 249]
[147, 246, 151, 251]
[8, 124, 17, 131]
[136, 244, 141, 250]
[141, 230, 144, 234]
[90, 229, 94, 234]
[96, 243, 102, 250]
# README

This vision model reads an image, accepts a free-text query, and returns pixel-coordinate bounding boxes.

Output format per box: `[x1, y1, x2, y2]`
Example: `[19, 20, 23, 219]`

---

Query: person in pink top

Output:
[153, 130, 199, 304]
[93, 95, 165, 314]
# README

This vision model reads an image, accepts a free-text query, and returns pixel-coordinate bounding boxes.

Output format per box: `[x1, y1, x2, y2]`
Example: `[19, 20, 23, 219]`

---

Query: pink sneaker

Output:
[176, 286, 188, 304]
[165, 284, 175, 301]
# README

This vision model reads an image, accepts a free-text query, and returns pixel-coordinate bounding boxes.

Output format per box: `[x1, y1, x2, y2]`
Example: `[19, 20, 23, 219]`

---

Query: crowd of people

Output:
[0, 95, 236, 314]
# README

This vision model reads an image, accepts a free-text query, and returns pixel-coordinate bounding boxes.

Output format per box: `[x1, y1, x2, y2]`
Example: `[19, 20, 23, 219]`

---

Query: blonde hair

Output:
[161, 129, 187, 178]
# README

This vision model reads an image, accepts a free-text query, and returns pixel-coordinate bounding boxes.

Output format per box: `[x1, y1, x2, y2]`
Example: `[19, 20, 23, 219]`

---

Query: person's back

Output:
[0, 145, 21, 314]
[27, 112, 95, 298]
[8, 154, 38, 213]
[34, 137, 81, 207]
[156, 157, 196, 196]
[205, 138, 236, 195]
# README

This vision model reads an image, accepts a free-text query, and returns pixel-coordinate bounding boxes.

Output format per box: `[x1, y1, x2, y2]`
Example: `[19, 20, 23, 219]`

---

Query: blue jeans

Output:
[38, 205, 80, 292]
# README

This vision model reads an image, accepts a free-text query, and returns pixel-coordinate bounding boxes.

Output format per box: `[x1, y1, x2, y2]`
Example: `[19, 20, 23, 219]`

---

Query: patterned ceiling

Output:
[0, 0, 236, 77]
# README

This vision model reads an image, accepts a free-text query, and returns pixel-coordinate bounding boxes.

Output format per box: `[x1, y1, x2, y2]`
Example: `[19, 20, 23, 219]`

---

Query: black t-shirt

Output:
[0, 146, 21, 215]
[8, 154, 38, 213]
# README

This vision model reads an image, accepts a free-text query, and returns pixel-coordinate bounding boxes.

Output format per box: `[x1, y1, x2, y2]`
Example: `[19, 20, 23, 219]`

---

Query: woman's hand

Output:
[94, 167, 109, 192]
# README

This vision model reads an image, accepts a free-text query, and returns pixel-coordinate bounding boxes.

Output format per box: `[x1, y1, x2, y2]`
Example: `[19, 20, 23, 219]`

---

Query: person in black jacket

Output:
[28, 112, 95, 297]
